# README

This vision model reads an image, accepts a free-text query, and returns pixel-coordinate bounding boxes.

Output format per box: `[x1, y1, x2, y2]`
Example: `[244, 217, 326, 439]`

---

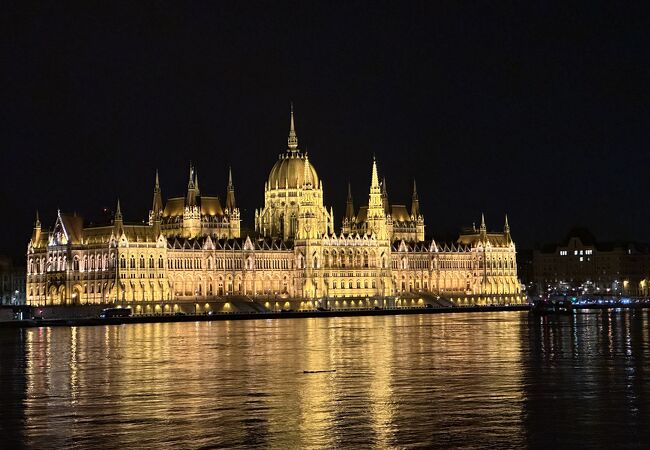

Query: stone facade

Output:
[26, 107, 523, 310]
[533, 228, 650, 296]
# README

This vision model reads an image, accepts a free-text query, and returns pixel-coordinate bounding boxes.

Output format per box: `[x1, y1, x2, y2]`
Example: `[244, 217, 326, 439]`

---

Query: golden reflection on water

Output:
[19, 314, 528, 448]
[19, 311, 650, 448]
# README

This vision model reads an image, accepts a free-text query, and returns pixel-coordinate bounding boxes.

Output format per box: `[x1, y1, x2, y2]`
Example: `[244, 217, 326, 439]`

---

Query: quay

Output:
[2, 301, 650, 328]
[1, 304, 529, 328]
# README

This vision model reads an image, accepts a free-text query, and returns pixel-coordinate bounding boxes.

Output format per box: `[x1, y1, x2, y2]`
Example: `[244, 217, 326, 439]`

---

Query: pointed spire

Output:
[288, 102, 298, 151]
[186, 162, 198, 207]
[226, 166, 236, 211]
[411, 179, 420, 217]
[151, 170, 163, 219]
[115, 199, 123, 222]
[479, 213, 487, 240]
[345, 182, 355, 220]
[504, 214, 511, 243]
[187, 162, 195, 189]
[35, 210, 41, 228]
[371, 156, 379, 189]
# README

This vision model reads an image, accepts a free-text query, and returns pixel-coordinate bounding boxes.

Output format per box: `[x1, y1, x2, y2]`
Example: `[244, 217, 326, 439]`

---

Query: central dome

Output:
[268, 152, 319, 190]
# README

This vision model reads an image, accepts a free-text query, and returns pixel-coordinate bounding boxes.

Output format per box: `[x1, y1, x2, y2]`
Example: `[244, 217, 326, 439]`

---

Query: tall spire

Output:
[368, 157, 383, 210]
[371, 156, 379, 189]
[479, 213, 487, 241]
[411, 179, 420, 217]
[187, 162, 195, 189]
[367, 157, 387, 238]
[345, 182, 355, 220]
[186, 162, 199, 207]
[288, 102, 298, 151]
[504, 214, 511, 243]
[115, 199, 123, 223]
[34, 210, 41, 228]
[226, 166, 236, 211]
[151, 170, 163, 218]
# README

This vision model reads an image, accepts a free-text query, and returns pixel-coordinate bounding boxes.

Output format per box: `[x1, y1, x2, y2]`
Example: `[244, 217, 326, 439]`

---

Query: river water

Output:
[1, 310, 649, 449]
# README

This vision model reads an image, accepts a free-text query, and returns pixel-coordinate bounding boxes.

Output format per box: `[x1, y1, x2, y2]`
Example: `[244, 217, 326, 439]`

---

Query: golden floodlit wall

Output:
[26, 107, 522, 309]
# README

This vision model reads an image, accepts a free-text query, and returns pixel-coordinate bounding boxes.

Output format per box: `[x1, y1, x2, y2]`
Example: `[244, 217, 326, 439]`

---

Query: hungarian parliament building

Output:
[26, 108, 523, 313]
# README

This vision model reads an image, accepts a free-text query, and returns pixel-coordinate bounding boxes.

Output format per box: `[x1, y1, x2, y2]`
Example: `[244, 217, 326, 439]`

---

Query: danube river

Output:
[1, 310, 649, 449]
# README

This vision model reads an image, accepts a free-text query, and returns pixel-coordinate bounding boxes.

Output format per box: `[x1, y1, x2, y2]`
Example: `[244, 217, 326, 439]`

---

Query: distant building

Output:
[26, 107, 523, 312]
[533, 228, 650, 296]
[0, 256, 26, 305]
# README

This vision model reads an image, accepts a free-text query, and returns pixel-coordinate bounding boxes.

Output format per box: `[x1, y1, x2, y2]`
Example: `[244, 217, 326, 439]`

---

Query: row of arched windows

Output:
[331, 280, 377, 290]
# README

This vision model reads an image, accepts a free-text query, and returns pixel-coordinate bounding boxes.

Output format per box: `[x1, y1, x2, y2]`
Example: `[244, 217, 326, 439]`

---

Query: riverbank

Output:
[2, 305, 529, 328]
[2, 302, 650, 328]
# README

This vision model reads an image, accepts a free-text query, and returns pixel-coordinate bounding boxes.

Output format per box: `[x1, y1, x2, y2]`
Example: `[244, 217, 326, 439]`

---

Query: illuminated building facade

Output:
[533, 228, 650, 296]
[26, 108, 523, 312]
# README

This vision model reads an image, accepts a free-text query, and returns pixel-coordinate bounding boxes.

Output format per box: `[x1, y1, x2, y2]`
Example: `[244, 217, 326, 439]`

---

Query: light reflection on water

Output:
[0, 310, 649, 448]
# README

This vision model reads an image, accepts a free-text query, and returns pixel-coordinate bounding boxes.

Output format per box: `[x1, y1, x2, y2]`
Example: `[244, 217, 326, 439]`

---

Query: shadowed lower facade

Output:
[26, 108, 523, 311]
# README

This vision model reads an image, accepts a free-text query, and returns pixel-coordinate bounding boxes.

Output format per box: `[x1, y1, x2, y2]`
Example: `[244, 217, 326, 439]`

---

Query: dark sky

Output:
[2, 2, 649, 261]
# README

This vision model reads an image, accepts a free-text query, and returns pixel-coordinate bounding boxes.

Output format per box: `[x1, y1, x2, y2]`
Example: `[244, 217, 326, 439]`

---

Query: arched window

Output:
[130, 256, 136, 269]
[159, 256, 164, 269]
[140, 256, 145, 269]
[73, 257, 79, 271]
[120, 255, 126, 269]
[149, 256, 154, 269]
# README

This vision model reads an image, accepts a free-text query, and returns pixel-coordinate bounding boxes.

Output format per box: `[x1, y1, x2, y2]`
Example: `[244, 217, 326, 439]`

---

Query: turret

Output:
[186, 163, 199, 207]
[114, 199, 123, 234]
[31, 210, 41, 245]
[345, 182, 354, 221]
[226, 167, 236, 212]
[504, 214, 512, 244]
[480, 213, 487, 242]
[303, 154, 313, 189]
[366, 157, 387, 239]
[149, 170, 163, 225]
[411, 179, 420, 218]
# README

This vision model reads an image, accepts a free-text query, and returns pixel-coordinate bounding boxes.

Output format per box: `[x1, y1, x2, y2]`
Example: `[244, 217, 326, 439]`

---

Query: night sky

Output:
[2, 2, 649, 261]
